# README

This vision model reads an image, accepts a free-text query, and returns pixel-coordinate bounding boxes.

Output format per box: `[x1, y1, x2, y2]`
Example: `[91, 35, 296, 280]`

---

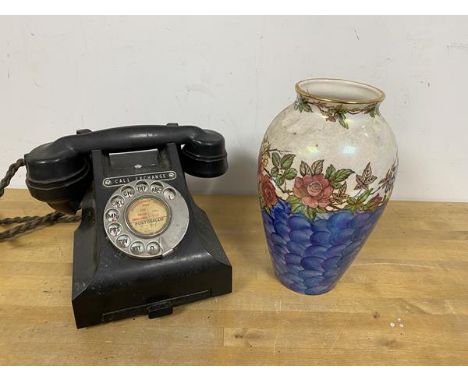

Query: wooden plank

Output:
[0, 189, 467, 365]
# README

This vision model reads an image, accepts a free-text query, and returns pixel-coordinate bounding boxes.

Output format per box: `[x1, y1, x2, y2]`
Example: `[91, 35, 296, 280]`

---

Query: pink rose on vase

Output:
[293, 174, 334, 208]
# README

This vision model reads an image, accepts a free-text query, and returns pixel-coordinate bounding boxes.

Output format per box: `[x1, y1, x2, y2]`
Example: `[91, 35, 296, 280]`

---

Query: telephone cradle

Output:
[16, 124, 232, 328]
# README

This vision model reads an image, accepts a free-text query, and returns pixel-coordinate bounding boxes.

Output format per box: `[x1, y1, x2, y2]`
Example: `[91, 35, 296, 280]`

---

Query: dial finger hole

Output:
[116, 235, 131, 248]
[122, 186, 135, 198]
[146, 242, 161, 256]
[163, 188, 176, 200]
[108, 223, 122, 237]
[135, 181, 148, 193]
[111, 196, 124, 208]
[150, 182, 164, 193]
[130, 241, 145, 256]
[105, 209, 119, 223]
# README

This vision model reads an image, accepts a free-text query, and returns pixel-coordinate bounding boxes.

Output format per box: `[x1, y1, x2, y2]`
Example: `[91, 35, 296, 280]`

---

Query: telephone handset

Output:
[25, 124, 228, 213]
[2, 124, 232, 328]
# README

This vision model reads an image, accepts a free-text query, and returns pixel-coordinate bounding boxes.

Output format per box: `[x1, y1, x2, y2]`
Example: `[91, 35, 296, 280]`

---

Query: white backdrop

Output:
[0, 16, 467, 201]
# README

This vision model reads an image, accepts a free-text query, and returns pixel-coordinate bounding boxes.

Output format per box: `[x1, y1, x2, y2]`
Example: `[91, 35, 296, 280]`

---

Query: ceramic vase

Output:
[258, 78, 398, 295]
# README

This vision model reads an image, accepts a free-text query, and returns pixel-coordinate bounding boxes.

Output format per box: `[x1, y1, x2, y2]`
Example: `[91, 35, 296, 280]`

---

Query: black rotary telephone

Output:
[0, 124, 232, 328]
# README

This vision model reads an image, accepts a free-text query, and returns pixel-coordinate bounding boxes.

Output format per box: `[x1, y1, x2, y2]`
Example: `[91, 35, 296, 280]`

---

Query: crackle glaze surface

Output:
[258, 79, 398, 295]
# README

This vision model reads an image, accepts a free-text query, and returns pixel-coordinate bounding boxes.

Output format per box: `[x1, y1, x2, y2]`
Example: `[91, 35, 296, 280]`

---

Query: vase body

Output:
[258, 79, 398, 295]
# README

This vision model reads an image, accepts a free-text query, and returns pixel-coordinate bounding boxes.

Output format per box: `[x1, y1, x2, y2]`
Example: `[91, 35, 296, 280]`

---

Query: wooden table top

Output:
[0, 189, 467, 365]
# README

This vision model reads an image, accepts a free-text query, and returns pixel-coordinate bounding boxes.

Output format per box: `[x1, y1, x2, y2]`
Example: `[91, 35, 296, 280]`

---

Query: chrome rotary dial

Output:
[103, 179, 189, 259]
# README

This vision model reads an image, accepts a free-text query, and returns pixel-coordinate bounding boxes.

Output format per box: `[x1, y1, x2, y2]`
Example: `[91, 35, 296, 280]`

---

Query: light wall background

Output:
[0, 16, 467, 201]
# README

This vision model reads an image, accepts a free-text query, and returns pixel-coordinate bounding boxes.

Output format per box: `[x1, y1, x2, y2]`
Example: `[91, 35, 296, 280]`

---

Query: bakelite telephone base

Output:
[72, 145, 232, 328]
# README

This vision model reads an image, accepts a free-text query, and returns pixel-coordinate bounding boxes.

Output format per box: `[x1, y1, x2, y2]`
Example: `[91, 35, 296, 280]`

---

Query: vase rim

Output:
[295, 78, 385, 105]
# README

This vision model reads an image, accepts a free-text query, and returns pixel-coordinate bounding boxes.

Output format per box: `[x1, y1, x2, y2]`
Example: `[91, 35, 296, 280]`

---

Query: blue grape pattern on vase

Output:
[258, 139, 397, 295]
[262, 200, 385, 294]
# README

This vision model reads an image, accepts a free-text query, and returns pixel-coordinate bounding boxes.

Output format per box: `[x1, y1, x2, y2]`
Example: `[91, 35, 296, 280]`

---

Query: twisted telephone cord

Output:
[0, 158, 80, 241]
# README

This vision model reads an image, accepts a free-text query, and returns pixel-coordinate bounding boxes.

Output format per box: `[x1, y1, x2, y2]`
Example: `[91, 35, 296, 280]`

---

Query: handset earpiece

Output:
[180, 129, 228, 178]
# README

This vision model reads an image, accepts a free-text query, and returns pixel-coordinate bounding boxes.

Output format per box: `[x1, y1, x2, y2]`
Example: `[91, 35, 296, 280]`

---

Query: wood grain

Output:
[0, 189, 467, 365]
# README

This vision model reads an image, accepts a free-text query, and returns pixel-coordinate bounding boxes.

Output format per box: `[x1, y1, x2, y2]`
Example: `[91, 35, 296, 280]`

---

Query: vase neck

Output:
[295, 78, 384, 115]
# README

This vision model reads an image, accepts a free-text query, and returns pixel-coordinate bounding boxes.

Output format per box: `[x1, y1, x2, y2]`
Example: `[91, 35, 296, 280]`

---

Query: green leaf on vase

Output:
[300, 161, 312, 176]
[272, 152, 281, 167]
[369, 105, 380, 118]
[280, 154, 295, 169]
[270, 167, 279, 178]
[336, 112, 349, 129]
[356, 188, 373, 204]
[325, 164, 336, 180]
[291, 203, 303, 213]
[330, 180, 343, 189]
[303, 206, 317, 220]
[310, 159, 324, 175]
[332, 168, 354, 183]
[346, 196, 356, 204]
[284, 168, 298, 180]
[286, 194, 301, 206]
[294, 97, 312, 113]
